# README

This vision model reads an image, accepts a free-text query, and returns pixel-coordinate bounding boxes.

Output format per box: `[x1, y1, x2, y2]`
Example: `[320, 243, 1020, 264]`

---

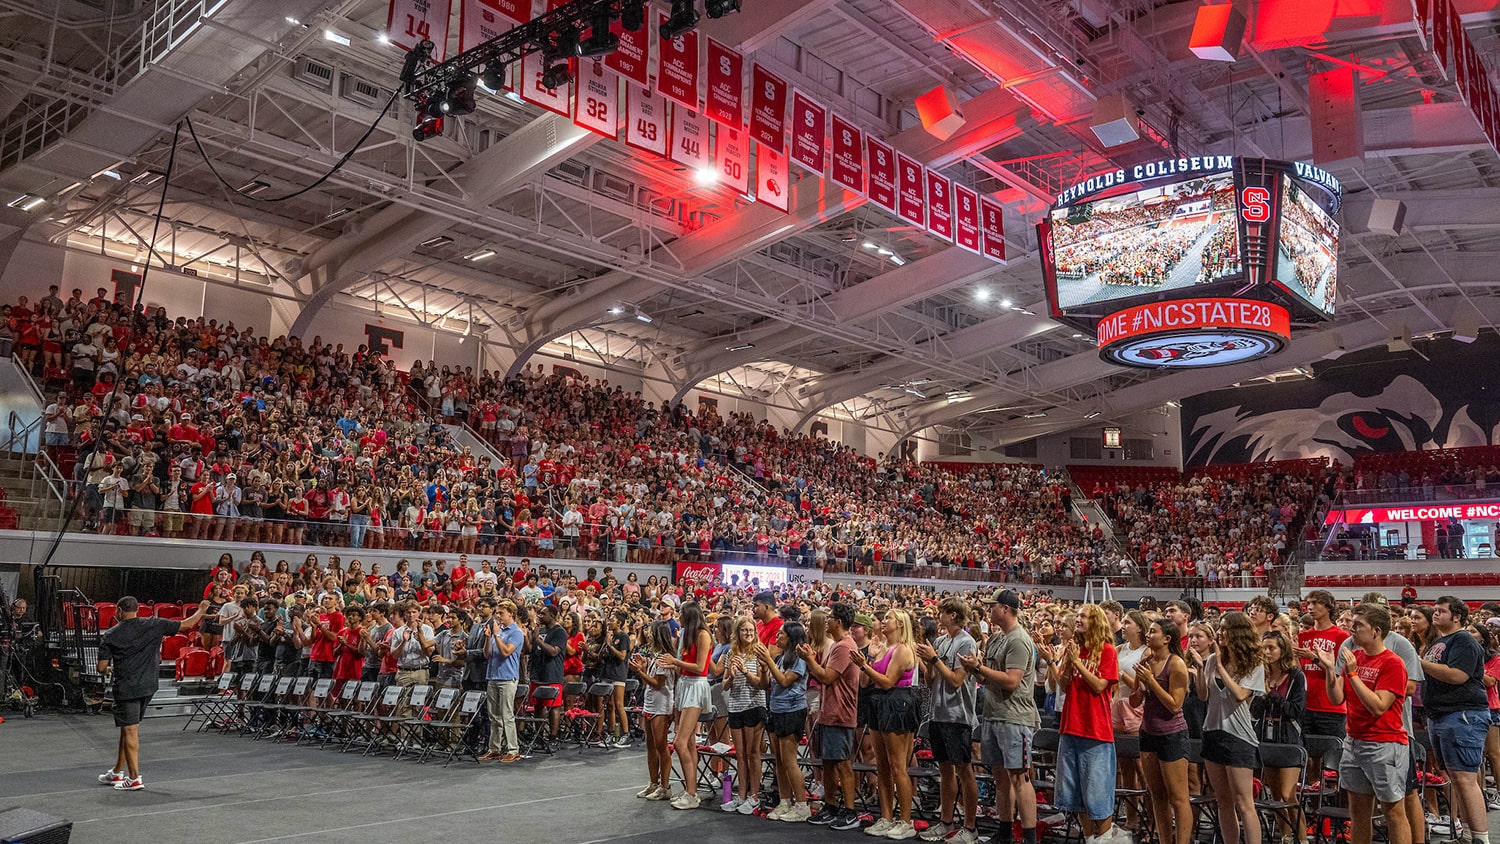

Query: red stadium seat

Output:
[135, 603, 153, 618]
[160, 634, 188, 662]
[94, 602, 116, 629]
[206, 646, 225, 679]
[175, 647, 209, 681]
[154, 603, 183, 620]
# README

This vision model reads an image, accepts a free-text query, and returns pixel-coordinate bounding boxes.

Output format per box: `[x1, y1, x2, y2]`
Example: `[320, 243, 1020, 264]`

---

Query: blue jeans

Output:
[349, 514, 369, 548]
[1430, 709, 1488, 773]
[1055, 733, 1117, 821]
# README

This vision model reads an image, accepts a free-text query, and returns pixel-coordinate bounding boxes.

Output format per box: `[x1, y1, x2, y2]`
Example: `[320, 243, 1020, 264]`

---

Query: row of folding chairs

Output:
[183, 671, 487, 766]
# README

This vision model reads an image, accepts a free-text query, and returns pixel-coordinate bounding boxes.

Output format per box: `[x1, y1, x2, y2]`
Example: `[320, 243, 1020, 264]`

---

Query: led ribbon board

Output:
[1096, 297, 1291, 368]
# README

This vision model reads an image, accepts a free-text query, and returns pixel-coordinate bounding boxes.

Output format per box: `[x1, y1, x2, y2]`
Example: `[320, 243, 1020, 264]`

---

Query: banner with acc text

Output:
[656, 20, 700, 112]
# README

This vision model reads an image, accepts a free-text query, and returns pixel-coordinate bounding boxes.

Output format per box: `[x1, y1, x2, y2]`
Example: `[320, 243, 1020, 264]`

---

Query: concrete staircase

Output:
[0, 453, 65, 531]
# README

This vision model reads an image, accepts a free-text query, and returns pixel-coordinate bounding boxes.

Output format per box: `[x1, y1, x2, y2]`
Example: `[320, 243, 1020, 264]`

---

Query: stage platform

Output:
[0, 714, 844, 844]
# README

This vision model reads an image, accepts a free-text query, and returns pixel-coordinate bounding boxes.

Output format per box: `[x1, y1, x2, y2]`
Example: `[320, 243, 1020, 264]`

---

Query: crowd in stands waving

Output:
[7, 286, 1126, 587]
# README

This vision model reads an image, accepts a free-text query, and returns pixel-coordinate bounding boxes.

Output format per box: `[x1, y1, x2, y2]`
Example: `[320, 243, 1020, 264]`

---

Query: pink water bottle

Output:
[721, 772, 732, 804]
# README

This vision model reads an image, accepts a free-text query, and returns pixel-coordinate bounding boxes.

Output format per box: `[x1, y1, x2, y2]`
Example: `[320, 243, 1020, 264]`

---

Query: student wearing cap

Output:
[964, 589, 1040, 844]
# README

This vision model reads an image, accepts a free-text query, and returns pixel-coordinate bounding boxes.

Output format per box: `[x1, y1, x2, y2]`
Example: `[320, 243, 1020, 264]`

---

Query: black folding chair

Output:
[1256, 742, 1309, 844]
[519, 685, 561, 757]
[428, 689, 487, 765]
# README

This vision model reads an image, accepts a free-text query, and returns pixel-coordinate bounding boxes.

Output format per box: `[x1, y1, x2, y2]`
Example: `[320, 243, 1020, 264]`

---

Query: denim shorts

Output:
[1055, 734, 1117, 821]
[1429, 709, 1489, 773]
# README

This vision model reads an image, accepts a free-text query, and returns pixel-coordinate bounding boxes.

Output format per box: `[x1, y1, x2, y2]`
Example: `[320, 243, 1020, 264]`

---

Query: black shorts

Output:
[728, 706, 766, 730]
[1140, 729, 1191, 763]
[1303, 710, 1347, 740]
[929, 721, 974, 765]
[308, 660, 335, 680]
[877, 688, 919, 735]
[768, 708, 808, 738]
[859, 688, 880, 729]
[200, 620, 223, 636]
[1201, 729, 1259, 768]
[114, 696, 151, 727]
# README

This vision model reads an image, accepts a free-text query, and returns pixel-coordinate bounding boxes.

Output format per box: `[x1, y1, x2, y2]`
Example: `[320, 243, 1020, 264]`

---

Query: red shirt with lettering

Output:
[1300, 625, 1352, 713]
[1345, 647, 1408, 743]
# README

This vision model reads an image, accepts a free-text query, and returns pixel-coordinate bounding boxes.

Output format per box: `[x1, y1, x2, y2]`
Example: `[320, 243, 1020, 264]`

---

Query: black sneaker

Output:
[830, 810, 863, 831]
[808, 806, 839, 825]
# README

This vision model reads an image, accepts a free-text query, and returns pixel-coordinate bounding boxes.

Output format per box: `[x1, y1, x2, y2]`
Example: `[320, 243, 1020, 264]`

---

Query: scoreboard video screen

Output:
[1040, 157, 1341, 332]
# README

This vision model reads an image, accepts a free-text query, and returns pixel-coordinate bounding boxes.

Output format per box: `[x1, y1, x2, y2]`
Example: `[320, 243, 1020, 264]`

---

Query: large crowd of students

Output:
[89, 546, 1500, 844]
[7, 286, 1124, 585]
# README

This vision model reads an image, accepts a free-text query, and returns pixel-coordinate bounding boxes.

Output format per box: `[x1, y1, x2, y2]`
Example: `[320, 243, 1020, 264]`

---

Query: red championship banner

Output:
[926, 170, 953, 242]
[830, 114, 864, 193]
[705, 39, 744, 129]
[953, 184, 981, 254]
[573, 59, 618, 139]
[670, 105, 711, 171]
[979, 196, 1006, 261]
[604, 17, 649, 87]
[756, 143, 790, 212]
[789, 91, 828, 175]
[624, 83, 668, 157]
[866, 137, 896, 211]
[656, 19, 701, 111]
[389, 0, 453, 62]
[714, 126, 751, 194]
[459, 0, 525, 54]
[749, 64, 788, 153]
[896, 153, 925, 226]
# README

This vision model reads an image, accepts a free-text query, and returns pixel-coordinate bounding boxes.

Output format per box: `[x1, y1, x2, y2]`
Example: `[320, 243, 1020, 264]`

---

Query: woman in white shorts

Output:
[631, 620, 677, 801]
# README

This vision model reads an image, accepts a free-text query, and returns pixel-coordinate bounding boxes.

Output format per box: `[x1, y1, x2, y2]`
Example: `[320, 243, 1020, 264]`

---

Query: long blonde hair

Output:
[1078, 604, 1112, 668]
[730, 616, 758, 658]
[885, 608, 916, 650]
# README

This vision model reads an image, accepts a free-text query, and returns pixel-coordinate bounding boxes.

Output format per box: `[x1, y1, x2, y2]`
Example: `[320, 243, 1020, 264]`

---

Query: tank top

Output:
[874, 647, 915, 688]
[1141, 658, 1188, 736]
[681, 640, 707, 677]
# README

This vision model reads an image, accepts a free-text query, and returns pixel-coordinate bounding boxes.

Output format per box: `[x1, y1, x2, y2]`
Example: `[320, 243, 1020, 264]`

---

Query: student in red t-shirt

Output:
[333, 606, 367, 695]
[1315, 603, 1410, 844]
[1295, 589, 1351, 777]
[1049, 604, 1119, 844]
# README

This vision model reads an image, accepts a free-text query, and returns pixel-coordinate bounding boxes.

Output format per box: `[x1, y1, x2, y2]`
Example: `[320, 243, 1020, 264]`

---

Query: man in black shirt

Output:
[1418, 596, 1490, 844]
[97, 596, 212, 790]
[527, 605, 567, 739]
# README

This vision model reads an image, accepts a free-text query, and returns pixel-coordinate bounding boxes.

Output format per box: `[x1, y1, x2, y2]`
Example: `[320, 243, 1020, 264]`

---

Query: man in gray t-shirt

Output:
[963, 589, 1040, 844]
[917, 597, 980, 843]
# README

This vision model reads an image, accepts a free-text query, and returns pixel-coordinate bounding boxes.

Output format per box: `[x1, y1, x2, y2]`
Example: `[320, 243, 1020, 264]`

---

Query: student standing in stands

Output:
[965, 588, 1040, 844]
[1296, 590, 1350, 776]
[665, 601, 712, 810]
[918, 597, 979, 844]
[97, 597, 213, 790]
[802, 602, 863, 831]
[1134, 619, 1191, 844]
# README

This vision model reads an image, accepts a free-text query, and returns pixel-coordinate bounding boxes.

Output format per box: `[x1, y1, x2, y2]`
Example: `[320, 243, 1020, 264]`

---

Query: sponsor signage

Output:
[1096, 298, 1291, 368]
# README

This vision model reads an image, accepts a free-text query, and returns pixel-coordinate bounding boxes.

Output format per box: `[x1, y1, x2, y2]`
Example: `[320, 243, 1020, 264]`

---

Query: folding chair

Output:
[234, 674, 278, 735]
[183, 673, 237, 732]
[1114, 733, 1152, 843]
[1304, 733, 1347, 844]
[286, 679, 337, 744]
[1256, 742, 1308, 844]
[248, 676, 294, 737]
[1187, 739, 1221, 844]
[255, 676, 312, 740]
[396, 686, 459, 760]
[341, 683, 405, 753]
[216, 673, 262, 733]
[427, 689, 487, 765]
[519, 685, 561, 757]
[575, 681, 615, 748]
[370, 685, 430, 757]
[322, 681, 379, 750]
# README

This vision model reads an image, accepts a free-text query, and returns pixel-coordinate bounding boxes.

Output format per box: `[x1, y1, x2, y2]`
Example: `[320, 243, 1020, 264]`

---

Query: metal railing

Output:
[1335, 484, 1500, 506]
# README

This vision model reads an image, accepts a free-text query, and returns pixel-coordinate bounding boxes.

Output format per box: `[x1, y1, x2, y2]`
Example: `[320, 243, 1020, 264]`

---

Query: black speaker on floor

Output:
[0, 808, 71, 844]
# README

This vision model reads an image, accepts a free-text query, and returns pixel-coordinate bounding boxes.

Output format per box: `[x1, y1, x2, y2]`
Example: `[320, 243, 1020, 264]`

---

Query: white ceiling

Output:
[3, 0, 1499, 446]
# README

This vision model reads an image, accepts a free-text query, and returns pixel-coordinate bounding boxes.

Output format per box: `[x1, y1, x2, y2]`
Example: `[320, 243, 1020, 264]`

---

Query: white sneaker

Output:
[721, 797, 743, 813]
[950, 830, 979, 844]
[737, 797, 760, 815]
[671, 792, 699, 810]
[885, 821, 918, 840]
[647, 785, 671, 801]
[769, 802, 790, 821]
[1111, 828, 1134, 844]
[637, 783, 658, 798]
[921, 822, 952, 841]
[113, 776, 145, 791]
[867, 818, 896, 836]
[783, 803, 813, 823]
[98, 769, 124, 785]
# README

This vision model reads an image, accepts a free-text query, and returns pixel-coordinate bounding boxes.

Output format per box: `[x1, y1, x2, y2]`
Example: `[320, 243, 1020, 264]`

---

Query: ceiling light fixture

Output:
[324, 207, 352, 220]
[634, 308, 653, 323]
[323, 29, 351, 46]
[1023, 412, 1048, 419]
[8, 194, 44, 211]
[95, 168, 122, 180]
[1000, 298, 1013, 308]
[1165, 400, 1182, 408]
[974, 288, 991, 302]
[419, 235, 454, 248]
[705, 0, 742, 17]
[1084, 411, 1101, 419]
[465, 249, 496, 261]
[608, 306, 623, 315]
[579, 8, 620, 57]
[478, 63, 505, 91]
[237, 179, 270, 195]
[694, 167, 719, 186]
[890, 255, 906, 265]
[659, 0, 699, 39]
[726, 343, 756, 351]
[621, 0, 646, 31]
[377, 32, 391, 44]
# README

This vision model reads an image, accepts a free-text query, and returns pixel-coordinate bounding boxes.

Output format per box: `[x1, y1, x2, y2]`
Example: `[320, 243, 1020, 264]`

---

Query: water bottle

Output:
[721, 771, 732, 804]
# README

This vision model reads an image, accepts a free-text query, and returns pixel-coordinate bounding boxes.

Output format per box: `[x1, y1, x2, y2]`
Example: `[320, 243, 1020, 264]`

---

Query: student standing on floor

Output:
[1419, 596, 1492, 844]
[1051, 604, 1122, 844]
[1197, 612, 1266, 844]
[964, 588, 1041, 844]
[918, 597, 979, 844]
[97, 597, 213, 791]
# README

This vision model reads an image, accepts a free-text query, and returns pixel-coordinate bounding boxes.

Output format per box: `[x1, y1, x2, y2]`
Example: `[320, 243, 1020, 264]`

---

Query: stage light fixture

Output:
[554, 24, 582, 57]
[660, 0, 698, 39]
[580, 9, 620, 57]
[705, 0, 741, 18]
[412, 96, 444, 141]
[541, 61, 573, 89]
[479, 63, 505, 91]
[621, 0, 646, 31]
[442, 79, 478, 116]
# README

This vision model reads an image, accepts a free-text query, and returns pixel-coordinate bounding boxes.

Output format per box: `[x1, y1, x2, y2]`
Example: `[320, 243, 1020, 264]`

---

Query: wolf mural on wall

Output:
[1181, 337, 1500, 466]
